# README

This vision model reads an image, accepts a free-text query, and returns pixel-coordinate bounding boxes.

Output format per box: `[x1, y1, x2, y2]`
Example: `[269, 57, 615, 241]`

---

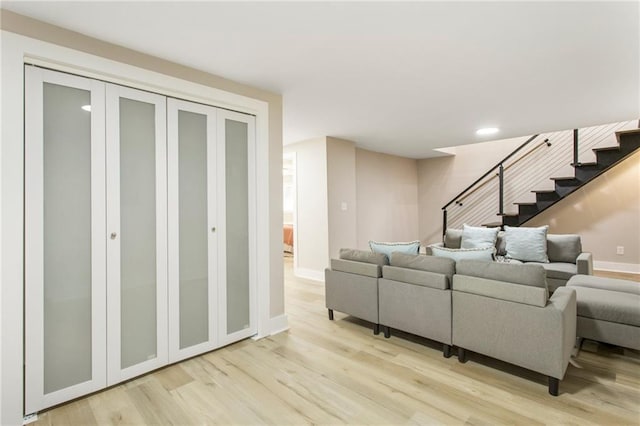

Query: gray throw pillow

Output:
[460, 224, 499, 249]
[504, 225, 549, 263]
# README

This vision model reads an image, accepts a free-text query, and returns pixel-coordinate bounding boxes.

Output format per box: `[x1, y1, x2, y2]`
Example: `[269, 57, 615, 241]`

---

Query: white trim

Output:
[1, 31, 272, 424]
[268, 314, 290, 336]
[294, 267, 325, 282]
[594, 261, 640, 275]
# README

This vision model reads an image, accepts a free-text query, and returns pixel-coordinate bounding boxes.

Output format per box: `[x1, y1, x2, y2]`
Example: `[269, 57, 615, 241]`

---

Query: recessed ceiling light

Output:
[476, 127, 499, 136]
[81, 105, 91, 112]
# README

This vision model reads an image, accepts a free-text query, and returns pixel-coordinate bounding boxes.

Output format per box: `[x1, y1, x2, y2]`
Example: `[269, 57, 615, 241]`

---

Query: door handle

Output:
[110, 232, 117, 240]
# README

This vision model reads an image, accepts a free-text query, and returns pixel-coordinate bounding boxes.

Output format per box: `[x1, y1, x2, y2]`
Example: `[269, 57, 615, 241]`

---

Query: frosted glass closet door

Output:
[106, 85, 168, 385]
[217, 110, 257, 346]
[168, 99, 219, 362]
[24, 67, 107, 413]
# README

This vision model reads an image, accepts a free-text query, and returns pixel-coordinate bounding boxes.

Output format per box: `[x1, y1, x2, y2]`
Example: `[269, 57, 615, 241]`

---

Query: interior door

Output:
[24, 66, 107, 413]
[217, 110, 258, 346]
[167, 98, 219, 362]
[105, 84, 168, 385]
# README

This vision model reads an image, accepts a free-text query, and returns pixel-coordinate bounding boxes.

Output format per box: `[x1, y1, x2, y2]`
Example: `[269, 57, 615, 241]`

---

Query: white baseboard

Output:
[294, 267, 325, 282]
[268, 314, 290, 336]
[594, 261, 640, 274]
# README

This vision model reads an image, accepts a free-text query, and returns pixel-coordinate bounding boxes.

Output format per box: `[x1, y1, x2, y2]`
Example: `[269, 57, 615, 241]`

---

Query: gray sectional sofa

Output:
[430, 228, 593, 292]
[325, 249, 578, 395]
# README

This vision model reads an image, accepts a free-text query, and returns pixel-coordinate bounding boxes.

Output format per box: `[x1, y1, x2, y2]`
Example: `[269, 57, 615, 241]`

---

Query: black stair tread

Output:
[514, 202, 537, 206]
[481, 222, 502, 228]
[573, 162, 598, 167]
[615, 128, 640, 136]
[593, 146, 621, 153]
[550, 176, 579, 181]
[532, 189, 557, 193]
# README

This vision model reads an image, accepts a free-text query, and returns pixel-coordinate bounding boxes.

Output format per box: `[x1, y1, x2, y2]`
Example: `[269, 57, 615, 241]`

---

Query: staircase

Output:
[442, 122, 640, 232]
[501, 129, 640, 226]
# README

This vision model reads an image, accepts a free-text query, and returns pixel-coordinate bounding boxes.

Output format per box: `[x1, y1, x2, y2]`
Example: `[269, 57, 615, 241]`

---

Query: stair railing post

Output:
[442, 209, 447, 237]
[573, 128, 580, 166]
[498, 163, 504, 216]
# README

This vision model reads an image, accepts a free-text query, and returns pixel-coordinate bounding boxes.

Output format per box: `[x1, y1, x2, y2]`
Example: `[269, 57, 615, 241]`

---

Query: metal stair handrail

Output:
[441, 134, 539, 234]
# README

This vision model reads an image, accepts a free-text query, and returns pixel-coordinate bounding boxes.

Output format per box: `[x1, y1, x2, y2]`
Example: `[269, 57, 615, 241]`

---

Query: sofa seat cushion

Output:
[570, 286, 640, 327]
[567, 274, 640, 295]
[527, 262, 577, 280]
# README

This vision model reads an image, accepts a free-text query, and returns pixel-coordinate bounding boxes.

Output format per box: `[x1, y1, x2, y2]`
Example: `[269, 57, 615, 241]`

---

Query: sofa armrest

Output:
[548, 287, 577, 378]
[576, 252, 593, 275]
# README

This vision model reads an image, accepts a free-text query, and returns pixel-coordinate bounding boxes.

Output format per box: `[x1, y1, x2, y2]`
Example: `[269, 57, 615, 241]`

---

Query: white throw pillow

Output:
[460, 224, 499, 249]
[504, 225, 549, 263]
[430, 245, 495, 262]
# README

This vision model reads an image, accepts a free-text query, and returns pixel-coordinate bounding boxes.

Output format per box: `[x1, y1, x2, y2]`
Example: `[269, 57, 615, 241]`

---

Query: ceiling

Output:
[3, 1, 639, 158]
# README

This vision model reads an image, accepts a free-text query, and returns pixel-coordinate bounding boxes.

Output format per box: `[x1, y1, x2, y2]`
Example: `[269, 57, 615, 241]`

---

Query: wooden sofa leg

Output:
[458, 347, 468, 363]
[443, 344, 452, 358]
[374, 324, 380, 335]
[384, 326, 391, 338]
[328, 309, 334, 320]
[548, 377, 559, 396]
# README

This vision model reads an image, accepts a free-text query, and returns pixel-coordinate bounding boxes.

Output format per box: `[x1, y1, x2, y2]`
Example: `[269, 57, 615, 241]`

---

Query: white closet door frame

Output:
[217, 110, 258, 347]
[167, 98, 219, 362]
[24, 66, 107, 413]
[106, 84, 168, 385]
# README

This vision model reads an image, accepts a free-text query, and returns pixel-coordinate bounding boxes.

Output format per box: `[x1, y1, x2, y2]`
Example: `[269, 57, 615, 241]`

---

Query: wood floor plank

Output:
[32, 257, 640, 425]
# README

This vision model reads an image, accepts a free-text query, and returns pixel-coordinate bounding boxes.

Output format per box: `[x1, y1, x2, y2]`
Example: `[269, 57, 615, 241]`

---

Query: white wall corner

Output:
[293, 267, 325, 282]
[593, 261, 640, 275]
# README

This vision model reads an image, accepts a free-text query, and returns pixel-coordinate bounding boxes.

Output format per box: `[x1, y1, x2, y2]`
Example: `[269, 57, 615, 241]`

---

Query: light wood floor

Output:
[34, 258, 640, 425]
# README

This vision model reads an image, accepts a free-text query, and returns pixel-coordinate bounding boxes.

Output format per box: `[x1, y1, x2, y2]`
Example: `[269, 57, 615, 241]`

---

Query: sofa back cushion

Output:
[390, 252, 455, 282]
[456, 259, 547, 289]
[496, 231, 507, 256]
[331, 259, 382, 278]
[340, 248, 388, 266]
[547, 234, 582, 263]
[444, 228, 463, 249]
[452, 275, 548, 307]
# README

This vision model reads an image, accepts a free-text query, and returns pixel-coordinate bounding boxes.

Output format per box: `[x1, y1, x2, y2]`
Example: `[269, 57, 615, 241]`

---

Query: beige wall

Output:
[284, 138, 329, 275]
[417, 137, 527, 244]
[327, 138, 357, 259]
[356, 148, 420, 249]
[527, 151, 640, 268]
[0, 9, 285, 316]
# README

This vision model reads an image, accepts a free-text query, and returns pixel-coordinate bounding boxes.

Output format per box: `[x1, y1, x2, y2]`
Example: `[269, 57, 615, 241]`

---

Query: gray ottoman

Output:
[567, 275, 640, 350]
